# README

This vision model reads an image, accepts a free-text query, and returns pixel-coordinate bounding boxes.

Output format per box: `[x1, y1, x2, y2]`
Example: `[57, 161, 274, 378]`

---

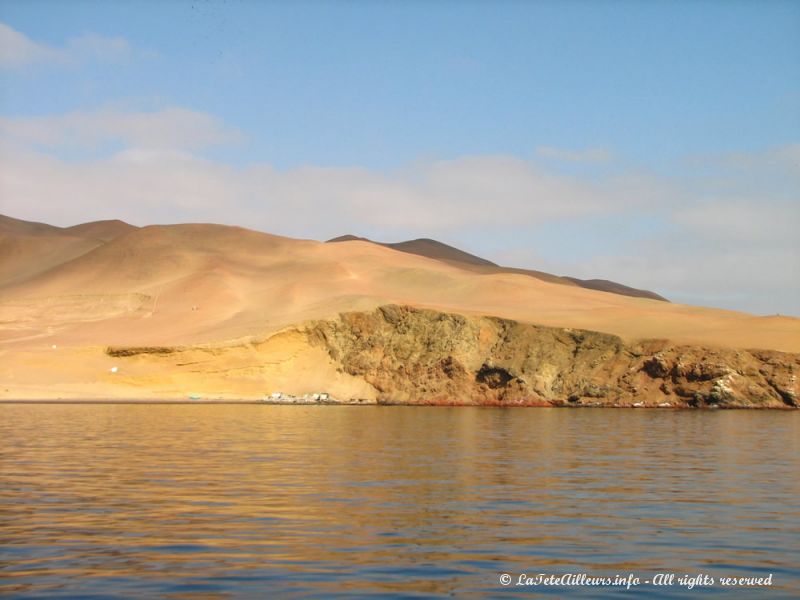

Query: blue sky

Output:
[1, 1, 798, 314]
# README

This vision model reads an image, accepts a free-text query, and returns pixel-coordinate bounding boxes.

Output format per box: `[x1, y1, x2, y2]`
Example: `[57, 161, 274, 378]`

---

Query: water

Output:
[1, 405, 798, 598]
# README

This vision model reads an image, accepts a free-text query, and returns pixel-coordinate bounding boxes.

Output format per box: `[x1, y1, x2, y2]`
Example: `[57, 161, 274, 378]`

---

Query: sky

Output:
[0, 0, 798, 315]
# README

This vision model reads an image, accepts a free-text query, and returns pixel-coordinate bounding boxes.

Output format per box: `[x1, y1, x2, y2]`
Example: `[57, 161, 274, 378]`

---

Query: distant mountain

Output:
[327, 234, 668, 302]
[563, 277, 668, 302]
[329, 236, 500, 268]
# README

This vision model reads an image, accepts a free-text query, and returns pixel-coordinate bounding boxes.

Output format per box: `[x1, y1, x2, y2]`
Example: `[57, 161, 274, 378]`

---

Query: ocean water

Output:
[1, 404, 798, 598]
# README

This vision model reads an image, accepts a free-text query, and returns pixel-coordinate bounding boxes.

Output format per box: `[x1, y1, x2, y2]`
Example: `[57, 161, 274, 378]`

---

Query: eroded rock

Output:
[303, 305, 799, 408]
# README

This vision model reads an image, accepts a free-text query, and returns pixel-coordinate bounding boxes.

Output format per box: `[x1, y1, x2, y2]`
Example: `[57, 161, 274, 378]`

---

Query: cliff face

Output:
[306, 305, 798, 408]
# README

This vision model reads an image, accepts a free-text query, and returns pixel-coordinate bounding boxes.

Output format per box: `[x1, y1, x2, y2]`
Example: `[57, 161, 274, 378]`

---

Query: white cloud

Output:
[0, 108, 242, 150]
[0, 21, 137, 69]
[0, 104, 650, 231]
[673, 199, 800, 244]
[703, 144, 800, 174]
[0, 22, 63, 68]
[0, 149, 639, 233]
[536, 145, 613, 163]
[65, 32, 133, 63]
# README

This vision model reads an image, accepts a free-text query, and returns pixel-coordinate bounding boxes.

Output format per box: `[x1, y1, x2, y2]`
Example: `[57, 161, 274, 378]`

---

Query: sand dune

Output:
[63, 219, 137, 242]
[0, 232, 99, 287]
[0, 215, 137, 287]
[0, 214, 64, 236]
[1, 216, 798, 352]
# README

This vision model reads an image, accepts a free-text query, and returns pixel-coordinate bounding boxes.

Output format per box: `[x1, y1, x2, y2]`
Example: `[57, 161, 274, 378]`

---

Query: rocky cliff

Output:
[305, 305, 798, 408]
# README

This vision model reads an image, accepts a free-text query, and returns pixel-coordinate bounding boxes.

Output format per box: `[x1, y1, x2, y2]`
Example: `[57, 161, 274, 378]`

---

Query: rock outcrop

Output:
[305, 305, 798, 408]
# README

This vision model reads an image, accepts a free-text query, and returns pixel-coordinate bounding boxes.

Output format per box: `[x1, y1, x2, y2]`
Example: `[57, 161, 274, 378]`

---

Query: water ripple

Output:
[1, 405, 798, 598]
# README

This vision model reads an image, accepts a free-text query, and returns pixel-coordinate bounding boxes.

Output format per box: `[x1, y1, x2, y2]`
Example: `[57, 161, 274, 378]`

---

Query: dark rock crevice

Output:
[476, 365, 515, 389]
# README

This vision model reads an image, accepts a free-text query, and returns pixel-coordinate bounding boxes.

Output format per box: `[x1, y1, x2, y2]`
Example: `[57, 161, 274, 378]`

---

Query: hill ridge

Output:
[326, 233, 666, 302]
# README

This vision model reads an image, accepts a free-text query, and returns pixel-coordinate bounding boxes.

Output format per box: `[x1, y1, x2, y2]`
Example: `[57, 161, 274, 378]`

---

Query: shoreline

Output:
[3, 306, 797, 410]
[1, 398, 796, 409]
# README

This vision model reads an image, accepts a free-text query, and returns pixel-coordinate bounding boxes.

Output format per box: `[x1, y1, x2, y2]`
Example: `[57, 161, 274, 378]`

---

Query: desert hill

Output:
[0, 215, 137, 288]
[0, 215, 797, 403]
[0, 214, 136, 241]
[63, 219, 137, 242]
[327, 234, 668, 301]
[0, 215, 797, 350]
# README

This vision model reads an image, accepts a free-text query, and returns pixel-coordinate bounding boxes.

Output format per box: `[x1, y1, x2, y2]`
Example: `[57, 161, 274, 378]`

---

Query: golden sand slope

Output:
[0, 218, 798, 400]
[0, 215, 136, 286]
[1, 219, 798, 351]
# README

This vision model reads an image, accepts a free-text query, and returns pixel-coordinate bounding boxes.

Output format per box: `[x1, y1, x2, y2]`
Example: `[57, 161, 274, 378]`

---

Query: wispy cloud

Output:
[687, 143, 800, 174]
[535, 145, 613, 163]
[0, 107, 242, 151]
[673, 199, 799, 244]
[0, 149, 649, 232]
[0, 21, 141, 69]
[64, 32, 135, 63]
[0, 22, 62, 68]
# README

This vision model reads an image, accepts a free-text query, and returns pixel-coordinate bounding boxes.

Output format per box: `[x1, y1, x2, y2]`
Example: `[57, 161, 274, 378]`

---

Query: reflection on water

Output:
[1, 405, 798, 598]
